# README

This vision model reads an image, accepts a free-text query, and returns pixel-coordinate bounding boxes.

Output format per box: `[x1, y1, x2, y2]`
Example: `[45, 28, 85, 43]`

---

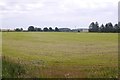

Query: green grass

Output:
[2, 32, 118, 78]
[0, 32, 2, 79]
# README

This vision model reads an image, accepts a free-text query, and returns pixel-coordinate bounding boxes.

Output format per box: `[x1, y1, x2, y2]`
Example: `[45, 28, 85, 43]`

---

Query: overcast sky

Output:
[0, 0, 119, 30]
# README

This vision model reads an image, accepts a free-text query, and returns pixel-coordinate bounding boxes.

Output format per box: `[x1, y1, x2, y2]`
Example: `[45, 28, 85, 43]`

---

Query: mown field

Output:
[2, 32, 118, 78]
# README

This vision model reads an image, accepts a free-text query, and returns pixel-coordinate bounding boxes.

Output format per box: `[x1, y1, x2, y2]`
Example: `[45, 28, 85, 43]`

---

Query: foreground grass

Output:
[2, 32, 118, 78]
[0, 32, 2, 79]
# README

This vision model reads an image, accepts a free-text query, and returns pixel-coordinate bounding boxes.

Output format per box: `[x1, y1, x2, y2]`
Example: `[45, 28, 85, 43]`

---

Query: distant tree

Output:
[89, 22, 120, 33]
[34, 27, 38, 31]
[43, 27, 48, 31]
[89, 22, 94, 31]
[49, 27, 53, 31]
[118, 22, 120, 33]
[89, 22, 95, 32]
[114, 24, 118, 32]
[15, 28, 20, 31]
[20, 28, 23, 31]
[55, 27, 59, 32]
[108, 22, 114, 32]
[105, 22, 113, 32]
[89, 22, 99, 32]
[7, 29, 10, 32]
[28, 26, 34, 31]
[34, 27, 42, 31]
[104, 23, 108, 32]
[15, 28, 23, 32]
[37, 28, 42, 31]
[95, 22, 99, 32]
[99, 24, 105, 32]
[114, 23, 120, 33]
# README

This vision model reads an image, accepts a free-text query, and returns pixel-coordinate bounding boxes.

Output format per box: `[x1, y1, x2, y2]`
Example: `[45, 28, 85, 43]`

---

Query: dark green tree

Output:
[89, 22, 99, 32]
[34, 27, 38, 31]
[43, 27, 48, 31]
[95, 22, 99, 32]
[105, 22, 113, 32]
[118, 22, 120, 32]
[114, 24, 118, 32]
[99, 24, 105, 32]
[49, 27, 53, 31]
[20, 28, 23, 31]
[34, 27, 42, 31]
[28, 26, 34, 31]
[15, 28, 23, 32]
[55, 27, 59, 32]
[89, 22, 94, 32]
[37, 28, 42, 31]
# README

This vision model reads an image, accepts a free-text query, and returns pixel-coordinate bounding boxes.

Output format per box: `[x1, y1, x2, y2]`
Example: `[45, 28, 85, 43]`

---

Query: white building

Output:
[72, 28, 88, 32]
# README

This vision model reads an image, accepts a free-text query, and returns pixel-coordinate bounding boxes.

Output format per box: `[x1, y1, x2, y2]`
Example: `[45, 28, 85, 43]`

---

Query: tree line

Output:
[14, 26, 59, 32]
[3, 22, 120, 33]
[89, 22, 120, 33]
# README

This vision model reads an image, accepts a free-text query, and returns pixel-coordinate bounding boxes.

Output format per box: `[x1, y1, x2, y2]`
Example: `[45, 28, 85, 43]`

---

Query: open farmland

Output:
[2, 32, 118, 78]
[0, 32, 2, 78]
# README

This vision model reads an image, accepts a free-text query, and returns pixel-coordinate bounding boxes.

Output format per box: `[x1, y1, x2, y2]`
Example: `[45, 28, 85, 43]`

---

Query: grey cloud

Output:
[119, 1, 120, 22]
[1, 0, 118, 29]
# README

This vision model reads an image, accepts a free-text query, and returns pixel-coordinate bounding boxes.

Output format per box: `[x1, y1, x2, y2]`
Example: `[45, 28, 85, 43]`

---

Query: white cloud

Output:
[0, 0, 119, 29]
[0, 0, 118, 14]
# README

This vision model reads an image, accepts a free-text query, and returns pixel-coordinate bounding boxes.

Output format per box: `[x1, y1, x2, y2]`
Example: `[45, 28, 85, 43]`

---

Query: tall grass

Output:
[2, 56, 26, 78]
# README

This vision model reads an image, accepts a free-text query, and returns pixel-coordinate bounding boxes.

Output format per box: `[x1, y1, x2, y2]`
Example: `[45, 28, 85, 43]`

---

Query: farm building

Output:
[59, 28, 71, 32]
[72, 28, 88, 32]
